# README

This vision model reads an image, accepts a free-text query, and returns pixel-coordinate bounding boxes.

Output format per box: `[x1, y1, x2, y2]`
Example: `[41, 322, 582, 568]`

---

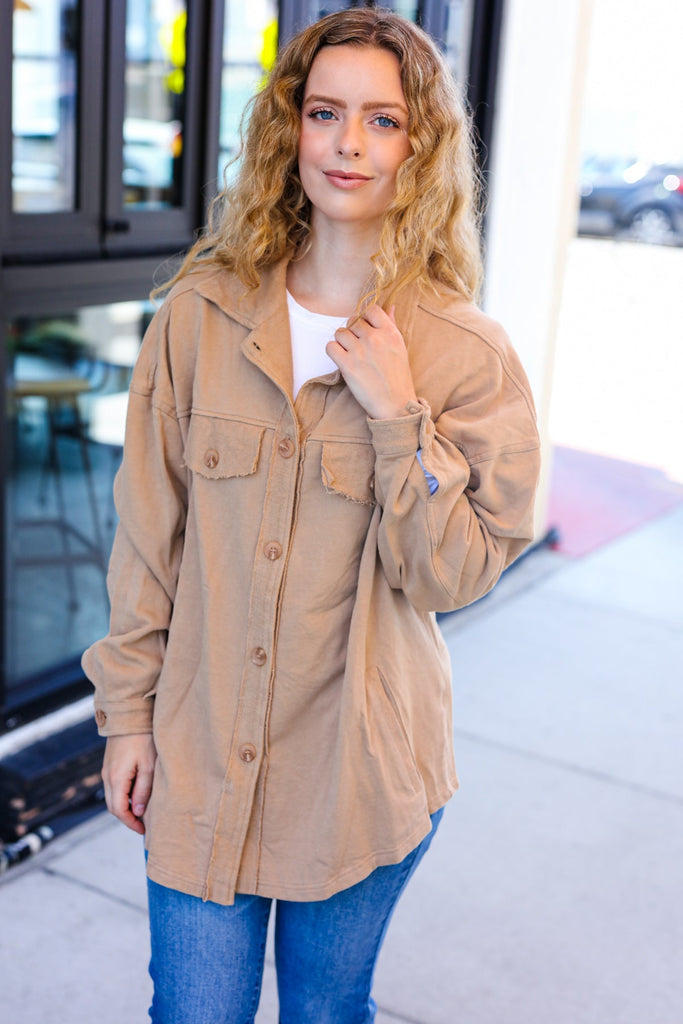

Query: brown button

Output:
[278, 437, 295, 458]
[204, 448, 220, 469]
[95, 710, 107, 728]
[250, 647, 267, 666]
[264, 541, 282, 561]
[239, 744, 257, 764]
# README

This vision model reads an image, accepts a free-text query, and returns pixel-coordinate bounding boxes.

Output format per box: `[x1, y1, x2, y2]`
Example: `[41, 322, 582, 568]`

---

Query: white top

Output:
[287, 291, 345, 399]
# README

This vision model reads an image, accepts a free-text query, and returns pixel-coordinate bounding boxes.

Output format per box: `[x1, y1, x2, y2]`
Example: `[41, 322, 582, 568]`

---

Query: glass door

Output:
[103, 0, 205, 254]
[2, 0, 105, 259]
[218, 0, 279, 184]
[302, 1, 420, 23]
[1, 0, 208, 262]
[3, 284, 153, 721]
[12, 0, 79, 214]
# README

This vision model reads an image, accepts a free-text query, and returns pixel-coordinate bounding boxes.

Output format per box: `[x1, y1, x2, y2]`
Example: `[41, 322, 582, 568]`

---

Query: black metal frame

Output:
[1, 0, 504, 731]
[102, 0, 210, 255]
[1, 0, 219, 264]
[467, 0, 505, 179]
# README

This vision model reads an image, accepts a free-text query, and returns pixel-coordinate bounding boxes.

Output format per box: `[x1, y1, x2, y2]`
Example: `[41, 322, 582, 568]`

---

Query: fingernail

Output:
[133, 803, 145, 816]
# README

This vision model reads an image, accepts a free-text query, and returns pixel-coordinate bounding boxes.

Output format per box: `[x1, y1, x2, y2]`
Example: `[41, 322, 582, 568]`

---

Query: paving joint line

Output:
[40, 865, 148, 915]
[374, 1005, 429, 1024]
[454, 728, 683, 807]
[440, 559, 569, 636]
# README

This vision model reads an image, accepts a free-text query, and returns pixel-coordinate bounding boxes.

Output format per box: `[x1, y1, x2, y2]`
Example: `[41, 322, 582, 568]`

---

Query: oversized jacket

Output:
[82, 260, 541, 905]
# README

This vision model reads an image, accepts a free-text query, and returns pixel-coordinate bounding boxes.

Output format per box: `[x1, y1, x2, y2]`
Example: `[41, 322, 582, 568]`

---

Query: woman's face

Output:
[298, 44, 413, 234]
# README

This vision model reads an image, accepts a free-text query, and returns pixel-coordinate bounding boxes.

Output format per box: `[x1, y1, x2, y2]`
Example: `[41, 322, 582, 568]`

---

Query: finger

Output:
[326, 339, 349, 367]
[359, 304, 390, 329]
[333, 326, 356, 349]
[130, 766, 154, 818]
[108, 765, 145, 833]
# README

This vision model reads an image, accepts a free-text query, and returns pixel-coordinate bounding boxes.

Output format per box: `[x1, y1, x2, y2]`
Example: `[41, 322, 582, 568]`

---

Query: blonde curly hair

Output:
[160, 7, 483, 307]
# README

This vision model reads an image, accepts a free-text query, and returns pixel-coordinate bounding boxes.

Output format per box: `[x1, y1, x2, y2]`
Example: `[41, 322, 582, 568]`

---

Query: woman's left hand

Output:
[326, 305, 418, 420]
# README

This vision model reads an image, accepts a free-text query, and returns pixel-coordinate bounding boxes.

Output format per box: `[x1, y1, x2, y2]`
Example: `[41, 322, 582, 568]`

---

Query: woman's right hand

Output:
[102, 733, 157, 835]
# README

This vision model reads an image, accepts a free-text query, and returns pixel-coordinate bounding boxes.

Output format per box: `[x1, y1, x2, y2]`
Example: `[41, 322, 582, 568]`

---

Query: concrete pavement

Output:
[1, 500, 682, 1023]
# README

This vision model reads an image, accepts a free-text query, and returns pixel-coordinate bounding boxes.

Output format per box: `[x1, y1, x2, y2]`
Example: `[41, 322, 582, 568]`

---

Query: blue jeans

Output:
[147, 808, 443, 1024]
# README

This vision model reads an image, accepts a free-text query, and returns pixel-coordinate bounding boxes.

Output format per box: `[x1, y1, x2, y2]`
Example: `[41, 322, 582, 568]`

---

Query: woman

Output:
[83, 8, 540, 1022]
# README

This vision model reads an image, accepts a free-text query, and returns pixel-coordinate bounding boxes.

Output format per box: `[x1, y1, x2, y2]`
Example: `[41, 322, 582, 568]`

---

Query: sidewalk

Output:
[2, 496, 682, 1023]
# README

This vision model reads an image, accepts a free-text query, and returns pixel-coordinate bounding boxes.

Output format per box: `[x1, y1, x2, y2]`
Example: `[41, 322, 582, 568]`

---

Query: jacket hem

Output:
[145, 781, 458, 906]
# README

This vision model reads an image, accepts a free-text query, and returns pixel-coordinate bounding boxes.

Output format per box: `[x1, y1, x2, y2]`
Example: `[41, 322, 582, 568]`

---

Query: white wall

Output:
[483, 0, 594, 536]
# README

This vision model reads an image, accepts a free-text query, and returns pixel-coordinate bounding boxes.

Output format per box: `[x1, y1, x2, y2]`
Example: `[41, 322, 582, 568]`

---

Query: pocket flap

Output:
[321, 441, 376, 505]
[184, 415, 265, 480]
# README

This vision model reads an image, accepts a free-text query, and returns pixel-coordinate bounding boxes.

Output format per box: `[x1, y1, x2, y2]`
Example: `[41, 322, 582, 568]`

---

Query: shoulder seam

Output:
[416, 301, 537, 423]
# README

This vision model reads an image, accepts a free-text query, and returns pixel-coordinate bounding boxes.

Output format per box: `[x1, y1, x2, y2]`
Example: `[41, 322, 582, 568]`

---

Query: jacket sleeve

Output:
[81, 306, 188, 736]
[368, 339, 541, 614]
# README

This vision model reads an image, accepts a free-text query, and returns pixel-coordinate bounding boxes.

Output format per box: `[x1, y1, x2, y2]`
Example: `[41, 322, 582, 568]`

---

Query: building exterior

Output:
[1, 0, 503, 734]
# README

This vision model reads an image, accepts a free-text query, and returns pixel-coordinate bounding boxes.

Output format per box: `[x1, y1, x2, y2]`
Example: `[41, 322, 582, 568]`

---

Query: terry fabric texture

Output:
[82, 260, 541, 906]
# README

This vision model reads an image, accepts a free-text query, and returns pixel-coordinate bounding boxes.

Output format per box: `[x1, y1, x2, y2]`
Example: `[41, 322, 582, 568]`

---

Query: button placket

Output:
[207, 410, 303, 901]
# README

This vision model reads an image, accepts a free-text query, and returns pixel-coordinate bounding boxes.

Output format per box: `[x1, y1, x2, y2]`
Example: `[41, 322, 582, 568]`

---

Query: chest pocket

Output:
[320, 441, 376, 506]
[184, 414, 265, 480]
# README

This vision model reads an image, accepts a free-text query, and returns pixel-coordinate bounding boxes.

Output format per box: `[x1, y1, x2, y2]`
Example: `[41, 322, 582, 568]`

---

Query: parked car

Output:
[578, 158, 683, 245]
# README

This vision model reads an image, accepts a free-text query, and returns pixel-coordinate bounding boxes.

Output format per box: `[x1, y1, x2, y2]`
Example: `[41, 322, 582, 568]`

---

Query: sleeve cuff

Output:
[368, 398, 432, 455]
[94, 702, 155, 737]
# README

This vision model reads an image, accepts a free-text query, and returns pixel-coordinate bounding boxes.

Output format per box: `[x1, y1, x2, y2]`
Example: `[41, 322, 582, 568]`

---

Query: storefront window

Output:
[123, 0, 187, 207]
[4, 299, 152, 695]
[444, 0, 473, 86]
[218, 0, 279, 183]
[305, 2, 420, 22]
[12, 0, 79, 213]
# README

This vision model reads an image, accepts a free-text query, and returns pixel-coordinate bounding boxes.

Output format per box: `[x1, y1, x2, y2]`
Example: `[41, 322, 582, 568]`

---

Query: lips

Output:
[324, 170, 371, 179]
[323, 169, 372, 189]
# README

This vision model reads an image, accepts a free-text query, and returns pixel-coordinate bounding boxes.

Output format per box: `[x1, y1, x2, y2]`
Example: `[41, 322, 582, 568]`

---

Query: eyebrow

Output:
[304, 94, 409, 116]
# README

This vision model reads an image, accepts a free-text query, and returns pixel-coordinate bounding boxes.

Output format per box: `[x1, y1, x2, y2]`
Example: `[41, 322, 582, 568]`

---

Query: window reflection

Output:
[219, 1, 278, 183]
[5, 300, 152, 693]
[443, 0, 473, 85]
[12, 0, 79, 213]
[123, 0, 187, 207]
[307, 2, 420, 22]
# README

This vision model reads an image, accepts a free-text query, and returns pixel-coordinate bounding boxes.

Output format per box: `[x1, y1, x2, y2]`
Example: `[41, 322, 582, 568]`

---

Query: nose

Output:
[336, 119, 363, 159]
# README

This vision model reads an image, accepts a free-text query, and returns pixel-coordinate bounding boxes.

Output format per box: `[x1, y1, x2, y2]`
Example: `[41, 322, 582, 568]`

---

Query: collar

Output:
[191, 259, 425, 397]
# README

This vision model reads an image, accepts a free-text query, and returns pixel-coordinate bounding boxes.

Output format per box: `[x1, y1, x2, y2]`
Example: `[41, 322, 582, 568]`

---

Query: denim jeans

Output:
[147, 808, 443, 1024]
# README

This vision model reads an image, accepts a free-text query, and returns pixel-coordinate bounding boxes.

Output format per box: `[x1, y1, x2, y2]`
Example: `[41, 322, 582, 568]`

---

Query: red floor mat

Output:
[546, 446, 683, 558]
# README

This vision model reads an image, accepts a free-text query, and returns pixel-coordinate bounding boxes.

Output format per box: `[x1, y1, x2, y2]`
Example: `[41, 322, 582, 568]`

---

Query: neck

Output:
[287, 218, 381, 316]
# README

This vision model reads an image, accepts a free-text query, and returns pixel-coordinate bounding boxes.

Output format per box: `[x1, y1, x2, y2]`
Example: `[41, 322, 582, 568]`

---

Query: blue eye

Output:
[310, 108, 335, 121]
[374, 115, 400, 129]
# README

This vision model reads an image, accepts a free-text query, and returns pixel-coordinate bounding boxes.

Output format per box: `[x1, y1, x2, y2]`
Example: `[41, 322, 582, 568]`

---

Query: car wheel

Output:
[626, 206, 675, 245]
